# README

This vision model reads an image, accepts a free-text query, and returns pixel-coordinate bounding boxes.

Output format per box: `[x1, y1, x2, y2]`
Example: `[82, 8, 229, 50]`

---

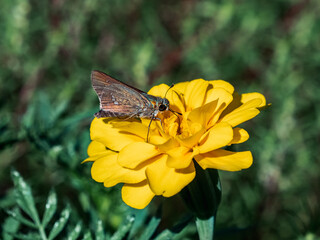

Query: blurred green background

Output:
[1, 0, 319, 239]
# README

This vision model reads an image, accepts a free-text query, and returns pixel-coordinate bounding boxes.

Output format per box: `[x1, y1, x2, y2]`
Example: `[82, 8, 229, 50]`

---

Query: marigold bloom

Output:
[84, 79, 266, 209]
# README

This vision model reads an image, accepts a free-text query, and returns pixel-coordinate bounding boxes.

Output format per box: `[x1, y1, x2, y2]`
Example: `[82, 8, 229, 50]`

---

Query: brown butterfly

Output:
[91, 70, 180, 140]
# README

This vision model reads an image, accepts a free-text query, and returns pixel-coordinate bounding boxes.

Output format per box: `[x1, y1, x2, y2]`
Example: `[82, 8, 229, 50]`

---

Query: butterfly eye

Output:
[159, 104, 167, 111]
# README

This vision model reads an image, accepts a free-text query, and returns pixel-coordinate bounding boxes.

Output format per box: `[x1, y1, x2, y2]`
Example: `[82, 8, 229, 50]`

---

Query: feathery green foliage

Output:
[1, 0, 319, 239]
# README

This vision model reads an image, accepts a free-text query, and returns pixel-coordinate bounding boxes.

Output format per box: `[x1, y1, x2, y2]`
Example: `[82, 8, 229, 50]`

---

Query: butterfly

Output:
[91, 70, 180, 140]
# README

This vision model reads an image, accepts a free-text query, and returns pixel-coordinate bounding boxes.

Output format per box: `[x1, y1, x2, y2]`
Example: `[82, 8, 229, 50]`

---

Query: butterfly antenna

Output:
[164, 83, 175, 98]
[169, 108, 182, 133]
[146, 117, 153, 143]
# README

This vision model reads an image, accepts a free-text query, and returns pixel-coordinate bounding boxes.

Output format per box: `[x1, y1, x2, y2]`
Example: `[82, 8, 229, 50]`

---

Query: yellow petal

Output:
[167, 87, 186, 114]
[241, 92, 266, 107]
[118, 142, 160, 169]
[195, 149, 253, 171]
[173, 81, 189, 94]
[91, 152, 146, 187]
[166, 146, 194, 169]
[198, 122, 233, 153]
[149, 135, 169, 145]
[91, 118, 143, 151]
[220, 91, 266, 117]
[82, 141, 108, 162]
[229, 128, 249, 145]
[111, 121, 148, 139]
[122, 180, 155, 209]
[209, 80, 234, 94]
[148, 83, 170, 97]
[206, 88, 234, 127]
[204, 88, 233, 111]
[156, 138, 180, 152]
[219, 98, 262, 127]
[184, 79, 209, 110]
[146, 155, 195, 197]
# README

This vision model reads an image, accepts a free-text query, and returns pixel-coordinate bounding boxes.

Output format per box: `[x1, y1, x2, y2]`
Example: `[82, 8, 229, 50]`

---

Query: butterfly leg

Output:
[146, 116, 154, 143]
[154, 117, 164, 132]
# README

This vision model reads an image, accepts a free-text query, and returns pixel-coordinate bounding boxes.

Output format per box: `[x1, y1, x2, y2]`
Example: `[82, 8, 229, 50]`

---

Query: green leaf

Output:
[82, 231, 93, 240]
[154, 230, 174, 240]
[9, 232, 41, 240]
[128, 208, 148, 239]
[2, 216, 20, 240]
[48, 205, 71, 240]
[67, 222, 82, 240]
[42, 190, 57, 228]
[153, 215, 192, 240]
[95, 220, 105, 240]
[11, 170, 40, 224]
[139, 216, 161, 240]
[195, 216, 215, 240]
[6, 208, 36, 228]
[110, 215, 135, 240]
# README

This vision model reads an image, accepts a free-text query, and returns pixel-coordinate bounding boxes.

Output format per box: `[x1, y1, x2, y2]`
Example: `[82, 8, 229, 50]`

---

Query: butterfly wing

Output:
[91, 70, 152, 118]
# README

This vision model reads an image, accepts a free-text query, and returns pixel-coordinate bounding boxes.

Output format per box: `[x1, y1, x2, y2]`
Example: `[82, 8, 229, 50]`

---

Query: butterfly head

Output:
[156, 97, 169, 112]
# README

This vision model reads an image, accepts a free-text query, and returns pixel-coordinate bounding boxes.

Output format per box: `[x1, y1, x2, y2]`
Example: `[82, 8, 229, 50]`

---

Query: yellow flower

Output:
[83, 79, 266, 209]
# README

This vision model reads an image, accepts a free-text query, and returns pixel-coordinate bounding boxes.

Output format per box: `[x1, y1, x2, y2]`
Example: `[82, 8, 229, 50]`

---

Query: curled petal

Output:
[204, 87, 233, 107]
[91, 152, 146, 187]
[122, 181, 155, 209]
[118, 142, 161, 169]
[229, 128, 249, 145]
[91, 118, 143, 151]
[146, 155, 195, 197]
[209, 80, 234, 94]
[220, 98, 262, 127]
[241, 92, 266, 107]
[195, 149, 253, 171]
[198, 122, 233, 153]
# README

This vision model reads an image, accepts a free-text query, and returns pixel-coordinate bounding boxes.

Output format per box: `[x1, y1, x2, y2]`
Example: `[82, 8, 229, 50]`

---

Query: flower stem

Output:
[196, 216, 215, 240]
[179, 161, 221, 239]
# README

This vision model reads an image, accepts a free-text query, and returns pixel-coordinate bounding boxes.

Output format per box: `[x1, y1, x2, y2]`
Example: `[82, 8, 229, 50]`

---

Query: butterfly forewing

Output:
[91, 71, 153, 118]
